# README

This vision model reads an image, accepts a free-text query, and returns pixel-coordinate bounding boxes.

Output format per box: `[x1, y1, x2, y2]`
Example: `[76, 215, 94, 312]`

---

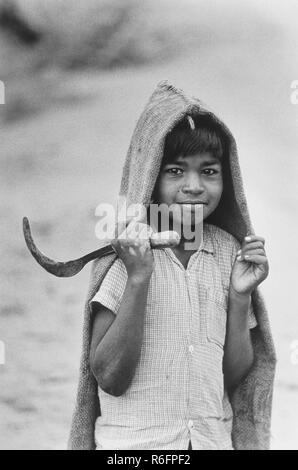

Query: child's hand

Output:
[111, 216, 155, 280]
[230, 235, 269, 297]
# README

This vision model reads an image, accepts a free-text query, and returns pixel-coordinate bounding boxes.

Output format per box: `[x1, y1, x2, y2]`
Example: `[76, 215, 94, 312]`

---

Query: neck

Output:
[163, 222, 204, 252]
[176, 234, 202, 252]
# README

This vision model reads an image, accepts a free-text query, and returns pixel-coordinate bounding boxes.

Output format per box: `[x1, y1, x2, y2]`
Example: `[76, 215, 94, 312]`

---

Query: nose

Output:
[181, 172, 204, 195]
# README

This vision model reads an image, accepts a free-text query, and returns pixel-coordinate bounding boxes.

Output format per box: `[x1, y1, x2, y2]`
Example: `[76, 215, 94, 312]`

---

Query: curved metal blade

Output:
[23, 217, 180, 278]
[22, 217, 115, 277]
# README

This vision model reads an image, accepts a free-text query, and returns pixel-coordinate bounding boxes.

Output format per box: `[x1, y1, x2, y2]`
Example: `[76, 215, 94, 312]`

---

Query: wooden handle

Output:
[150, 231, 180, 248]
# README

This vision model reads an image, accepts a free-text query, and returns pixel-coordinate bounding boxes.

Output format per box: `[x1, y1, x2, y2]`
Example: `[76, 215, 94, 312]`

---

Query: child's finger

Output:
[135, 223, 152, 241]
[115, 215, 135, 238]
[119, 221, 151, 243]
[237, 248, 265, 259]
[237, 242, 265, 255]
[236, 253, 268, 265]
[244, 235, 265, 245]
[237, 241, 264, 253]
[116, 204, 147, 238]
[124, 219, 139, 237]
[127, 203, 148, 224]
[117, 212, 146, 238]
[125, 221, 149, 239]
[118, 219, 139, 240]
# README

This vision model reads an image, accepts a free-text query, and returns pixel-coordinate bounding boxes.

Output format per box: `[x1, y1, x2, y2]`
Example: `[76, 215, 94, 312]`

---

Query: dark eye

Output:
[203, 169, 218, 176]
[166, 168, 184, 175]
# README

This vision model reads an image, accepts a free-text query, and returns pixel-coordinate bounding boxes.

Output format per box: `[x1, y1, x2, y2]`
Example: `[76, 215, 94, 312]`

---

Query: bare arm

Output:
[90, 272, 151, 397]
[90, 216, 154, 397]
[224, 234, 269, 390]
[223, 288, 254, 390]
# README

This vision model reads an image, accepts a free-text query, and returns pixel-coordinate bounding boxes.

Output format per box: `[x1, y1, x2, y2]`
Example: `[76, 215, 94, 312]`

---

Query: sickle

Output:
[23, 217, 180, 278]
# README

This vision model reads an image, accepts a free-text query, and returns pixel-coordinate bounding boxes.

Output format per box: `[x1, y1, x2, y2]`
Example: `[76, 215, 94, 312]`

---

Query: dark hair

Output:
[162, 114, 225, 164]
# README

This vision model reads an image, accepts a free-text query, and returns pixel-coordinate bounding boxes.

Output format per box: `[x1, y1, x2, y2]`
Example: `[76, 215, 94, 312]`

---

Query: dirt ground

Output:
[0, 32, 298, 449]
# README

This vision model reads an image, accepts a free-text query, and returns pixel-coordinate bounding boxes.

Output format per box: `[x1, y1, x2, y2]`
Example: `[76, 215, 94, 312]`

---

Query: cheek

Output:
[216, 180, 223, 198]
[154, 177, 177, 202]
[208, 179, 223, 202]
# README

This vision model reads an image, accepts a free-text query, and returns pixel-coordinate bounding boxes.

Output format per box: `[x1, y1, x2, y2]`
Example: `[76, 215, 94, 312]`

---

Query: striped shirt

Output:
[90, 223, 257, 450]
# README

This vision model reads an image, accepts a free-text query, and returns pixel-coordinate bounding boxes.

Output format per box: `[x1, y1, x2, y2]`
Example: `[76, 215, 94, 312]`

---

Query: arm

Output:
[90, 217, 154, 397]
[223, 288, 254, 390]
[90, 272, 151, 397]
[223, 234, 269, 390]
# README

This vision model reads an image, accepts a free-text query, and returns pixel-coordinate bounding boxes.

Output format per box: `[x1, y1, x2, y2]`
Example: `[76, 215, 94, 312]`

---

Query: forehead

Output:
[164, 152, 221, 165]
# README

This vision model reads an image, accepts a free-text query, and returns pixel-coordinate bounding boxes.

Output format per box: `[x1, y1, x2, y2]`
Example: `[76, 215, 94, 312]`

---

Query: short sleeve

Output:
[90, 258, 128, 315]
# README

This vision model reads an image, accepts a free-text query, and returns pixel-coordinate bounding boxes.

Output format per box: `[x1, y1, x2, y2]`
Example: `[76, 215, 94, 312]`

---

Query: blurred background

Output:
[0, 0, 297, 450]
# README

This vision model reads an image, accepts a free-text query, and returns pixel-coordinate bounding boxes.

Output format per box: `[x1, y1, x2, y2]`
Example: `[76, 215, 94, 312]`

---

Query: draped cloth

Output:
[68, 80, 276, 450]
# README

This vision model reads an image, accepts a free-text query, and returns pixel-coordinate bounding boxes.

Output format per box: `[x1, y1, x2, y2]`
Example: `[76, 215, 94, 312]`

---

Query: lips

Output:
[177, 203, 206, 215]
[178, 202, 207, 205]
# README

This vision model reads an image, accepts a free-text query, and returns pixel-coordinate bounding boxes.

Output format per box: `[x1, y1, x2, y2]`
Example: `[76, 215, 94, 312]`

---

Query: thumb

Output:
[127, 203, 147, 223]
[115, 203, 147, 238]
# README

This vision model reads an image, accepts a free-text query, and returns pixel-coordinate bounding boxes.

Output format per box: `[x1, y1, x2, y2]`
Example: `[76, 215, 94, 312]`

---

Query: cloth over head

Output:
[68, 80, 276, 450]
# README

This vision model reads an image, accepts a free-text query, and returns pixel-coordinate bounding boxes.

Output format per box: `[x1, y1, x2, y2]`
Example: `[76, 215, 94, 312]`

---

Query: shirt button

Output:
[188, 345, 194, 354]
[188, 420, 194, 429]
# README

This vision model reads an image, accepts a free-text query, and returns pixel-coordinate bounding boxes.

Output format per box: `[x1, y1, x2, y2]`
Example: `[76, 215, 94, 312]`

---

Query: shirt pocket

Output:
[205, 287, 228, 349]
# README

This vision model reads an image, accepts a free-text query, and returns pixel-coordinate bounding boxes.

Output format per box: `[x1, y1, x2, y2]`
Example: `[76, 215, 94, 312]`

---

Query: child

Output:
[68, 80, 276, 450]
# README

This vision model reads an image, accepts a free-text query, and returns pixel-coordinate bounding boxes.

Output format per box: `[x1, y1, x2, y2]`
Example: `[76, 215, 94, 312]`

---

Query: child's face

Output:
[152, 152, 223, 225]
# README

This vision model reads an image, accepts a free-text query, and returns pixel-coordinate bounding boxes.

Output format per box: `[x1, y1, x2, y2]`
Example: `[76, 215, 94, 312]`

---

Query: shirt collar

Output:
[201, 224, 214, 254]
[150, 223, 214, 255]
[164, 224, 214, 256]
[178, 224, 215, 255]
